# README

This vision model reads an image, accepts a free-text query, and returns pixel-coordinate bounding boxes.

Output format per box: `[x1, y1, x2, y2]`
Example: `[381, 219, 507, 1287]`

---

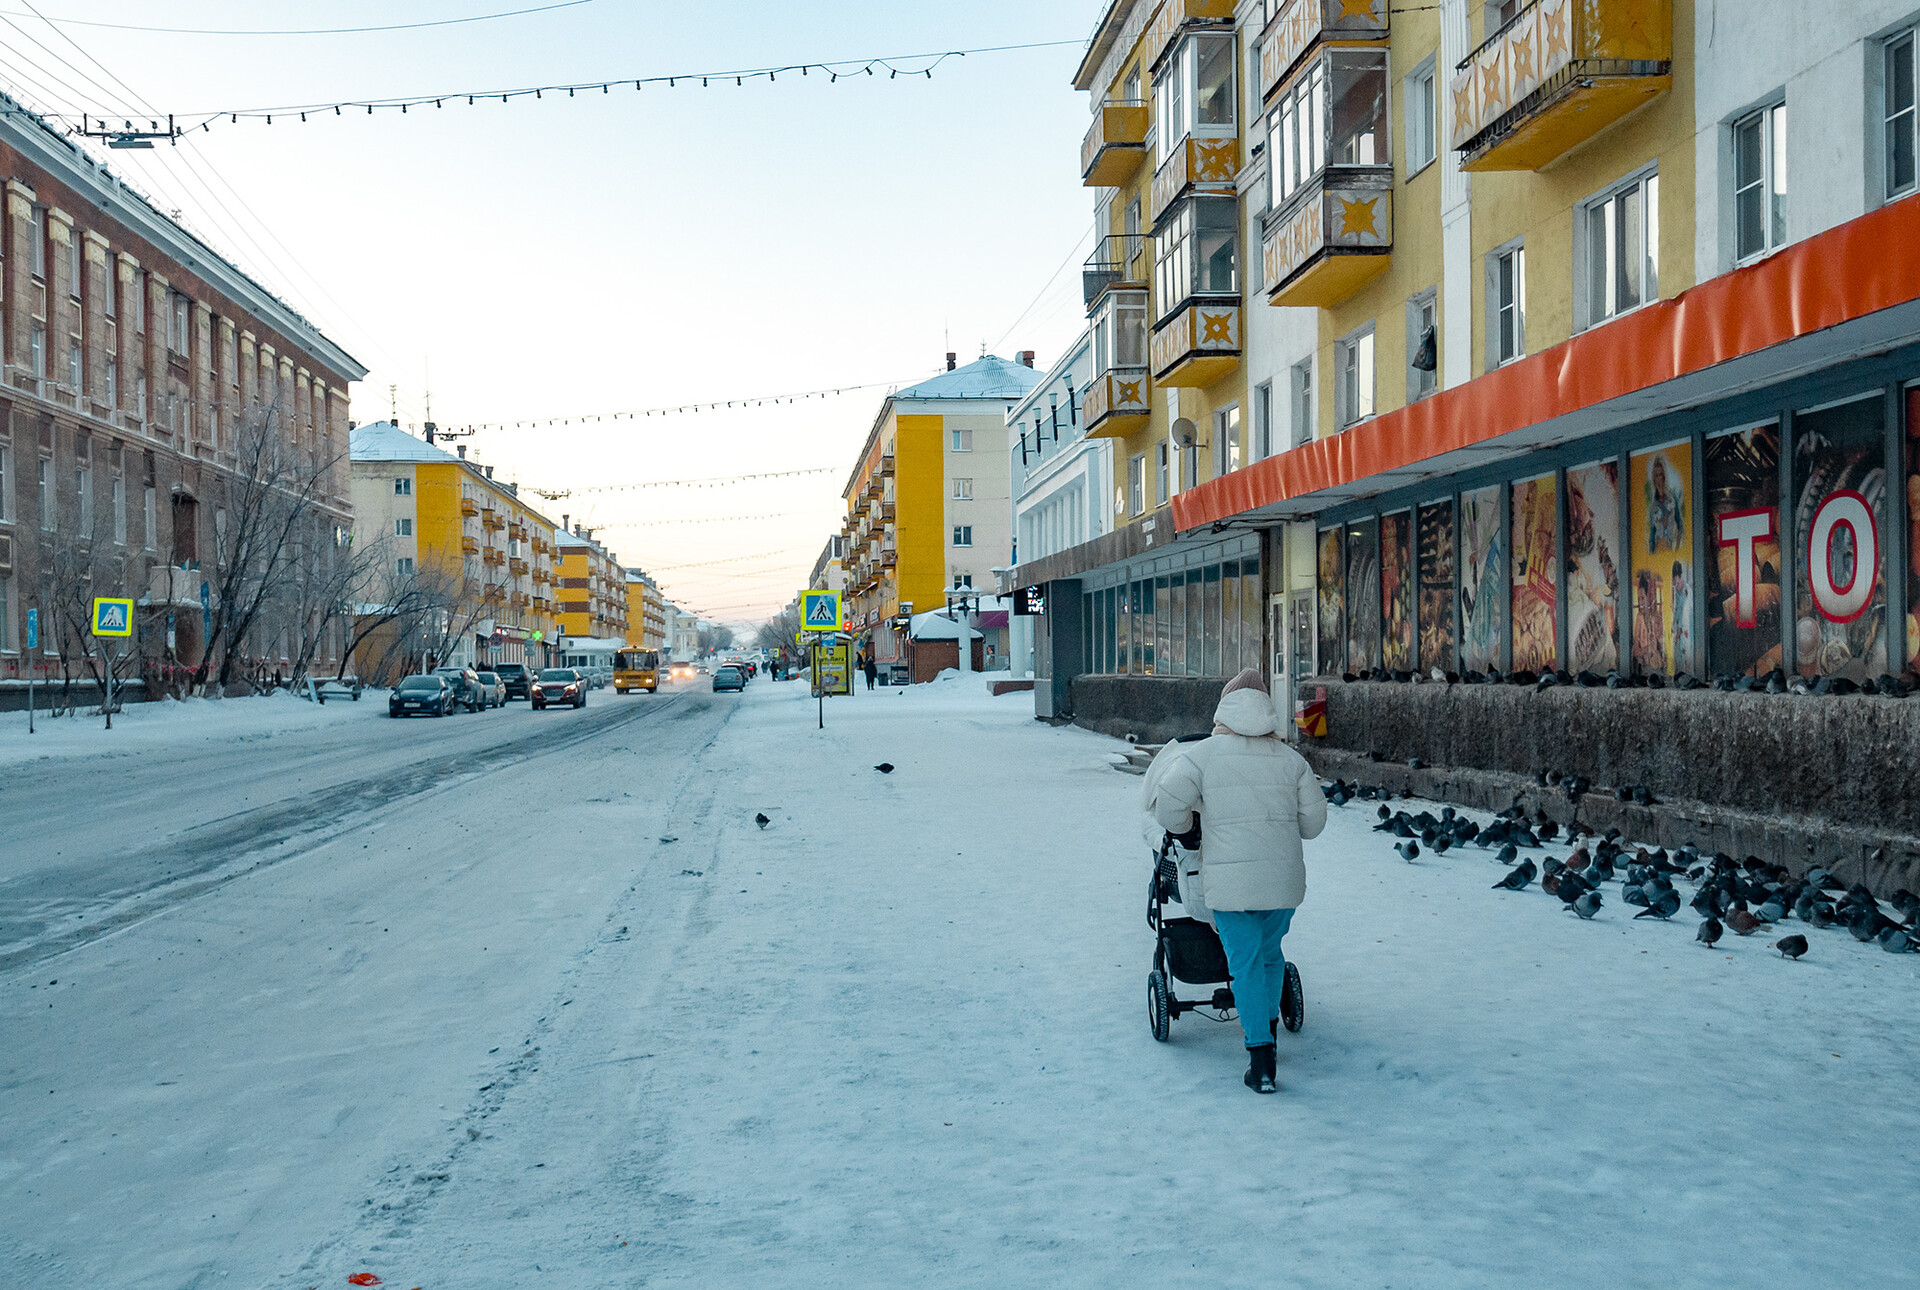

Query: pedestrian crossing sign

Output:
[801, 590, 843, 632]
[91, 597, 135, 638]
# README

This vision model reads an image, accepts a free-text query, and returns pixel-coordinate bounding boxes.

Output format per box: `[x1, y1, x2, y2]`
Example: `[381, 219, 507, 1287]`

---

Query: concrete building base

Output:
[1068, 676, 1225, 744]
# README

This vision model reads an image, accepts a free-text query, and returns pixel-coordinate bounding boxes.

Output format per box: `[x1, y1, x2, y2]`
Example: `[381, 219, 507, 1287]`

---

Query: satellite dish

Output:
[1171, 417, 1198, 450]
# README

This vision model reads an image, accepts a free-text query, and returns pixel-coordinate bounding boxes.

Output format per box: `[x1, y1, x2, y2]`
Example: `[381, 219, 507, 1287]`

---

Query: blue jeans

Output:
[1213, 908, 1295, 1049]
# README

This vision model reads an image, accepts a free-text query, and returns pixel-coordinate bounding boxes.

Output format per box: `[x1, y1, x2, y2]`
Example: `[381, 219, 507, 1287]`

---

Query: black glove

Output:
[1170, 817, 1201, 850]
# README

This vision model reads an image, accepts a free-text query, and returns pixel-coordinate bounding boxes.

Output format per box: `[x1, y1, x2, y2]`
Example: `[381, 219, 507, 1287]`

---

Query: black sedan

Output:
[712, 664, 746, 692]
[531, 667, 588, 710]
[389, 674, 457, 717]
[494, 662, 534, 700]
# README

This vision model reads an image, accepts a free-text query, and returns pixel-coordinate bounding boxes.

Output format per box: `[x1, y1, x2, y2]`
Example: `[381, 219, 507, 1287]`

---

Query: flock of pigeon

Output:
[1321, 778, 1920, 961]
[1340, 665, 1917, 698]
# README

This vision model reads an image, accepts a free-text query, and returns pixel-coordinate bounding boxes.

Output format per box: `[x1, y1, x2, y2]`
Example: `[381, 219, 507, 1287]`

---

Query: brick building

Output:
[0, 96, 364, 700]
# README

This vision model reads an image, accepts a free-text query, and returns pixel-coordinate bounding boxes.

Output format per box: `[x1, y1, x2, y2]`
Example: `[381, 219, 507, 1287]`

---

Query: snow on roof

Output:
[909, 610, 981, 641]
[894, 354, 1045, 402]
[349, 421, 464, 465]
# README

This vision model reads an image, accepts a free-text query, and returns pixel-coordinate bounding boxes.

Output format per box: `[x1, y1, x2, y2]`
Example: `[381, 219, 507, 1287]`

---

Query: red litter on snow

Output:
[347, 1277, 382, 1287]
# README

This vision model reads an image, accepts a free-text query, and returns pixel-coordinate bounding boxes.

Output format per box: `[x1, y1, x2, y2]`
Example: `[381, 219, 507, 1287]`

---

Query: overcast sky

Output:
[4, 1, 1096, 623]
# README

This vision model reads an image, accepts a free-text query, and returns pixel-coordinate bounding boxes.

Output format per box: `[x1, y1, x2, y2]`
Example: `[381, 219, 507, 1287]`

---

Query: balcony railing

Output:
[1149, 301, 1240, 388]
[1259, 0, 1389, 105]
[1083, 233, 1151, 308]
[878, 453, 895, 476]
[484, 548, 505, 566]
[1451, 0, 1671, 171]
[461, 536, 480, 555]
[1084, 368, 1152, 439]
[1144, 0, 1235, 73]
[1149, 133, 1239, 224]
[510, 558, 529, 576]
[481, 508, 504, 531]
[1081, 100, 1150, 187]
[460, 497, 478, 517]
[1262, 170, 1394, 308]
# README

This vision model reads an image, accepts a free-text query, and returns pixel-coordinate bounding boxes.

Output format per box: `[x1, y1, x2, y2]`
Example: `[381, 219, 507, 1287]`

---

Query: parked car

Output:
[432, 666, 487, 712]
[712, 664, 746, 693]
[389, 673, 457, 718]
[531, 667, 587, 709]
[474, 670, 507, 708]
[494, 662, 534, 700]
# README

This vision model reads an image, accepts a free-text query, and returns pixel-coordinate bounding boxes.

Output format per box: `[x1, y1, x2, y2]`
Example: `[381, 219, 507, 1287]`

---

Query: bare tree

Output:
[757, 604, 807, 662]
[33, 484, 137, 717]
[334, 540, 460, 684]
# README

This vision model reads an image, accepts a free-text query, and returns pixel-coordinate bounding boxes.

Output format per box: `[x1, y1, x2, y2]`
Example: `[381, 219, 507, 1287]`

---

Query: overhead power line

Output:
[444, 376, 920, 432]
[596, 511, 808, 530]
[5, 0, 603, 37]
[651, 547, 810, 573]
[542, 467, 837, 498]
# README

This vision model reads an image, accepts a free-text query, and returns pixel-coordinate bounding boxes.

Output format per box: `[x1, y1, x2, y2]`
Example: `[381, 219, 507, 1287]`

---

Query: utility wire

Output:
[7, 1, 603, 37]
[596, 511, 807, 530]
[566, 467, 837, 496]
[448, 377, 920, 431]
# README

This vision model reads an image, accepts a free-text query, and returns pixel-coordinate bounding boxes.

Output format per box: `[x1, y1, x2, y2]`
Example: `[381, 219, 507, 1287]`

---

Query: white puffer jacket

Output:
[1149, 687, 1328, 912]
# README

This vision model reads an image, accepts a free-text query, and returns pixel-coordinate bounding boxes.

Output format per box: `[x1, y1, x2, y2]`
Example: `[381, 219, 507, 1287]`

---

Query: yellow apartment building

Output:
[554, 524, 627, 642]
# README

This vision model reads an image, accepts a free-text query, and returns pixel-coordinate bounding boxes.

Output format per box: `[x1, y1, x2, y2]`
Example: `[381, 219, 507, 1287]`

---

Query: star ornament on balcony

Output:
[1117, 379, 1144, 404]
[1336, 0, 1379, 20]
[1543, 2, 1570, 62]
[1199, 312, 1234, 343]
[1337, 196, 1380, 240]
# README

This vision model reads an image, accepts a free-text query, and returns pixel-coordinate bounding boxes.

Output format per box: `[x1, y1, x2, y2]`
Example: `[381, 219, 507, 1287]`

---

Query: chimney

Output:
[562, 514, 570, 532]
[1019, 350, 1035, 368]
[484, 465, 494, 479]
[946, 352, 957, 371]
[456, 444, 467, 459]
[424, 423, 435, 444]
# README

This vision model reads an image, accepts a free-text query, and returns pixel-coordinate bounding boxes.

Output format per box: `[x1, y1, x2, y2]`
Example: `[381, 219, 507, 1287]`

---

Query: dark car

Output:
[531, 667, 587, 710]
[712, 664, 746, 693]
[432, 666, 487, 712]
[390, 673, 457, 718]
[494, 662, 534, 700]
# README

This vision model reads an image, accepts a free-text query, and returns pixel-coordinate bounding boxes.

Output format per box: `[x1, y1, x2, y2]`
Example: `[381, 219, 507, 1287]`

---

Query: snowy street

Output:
[4, 678, 1919, 1287]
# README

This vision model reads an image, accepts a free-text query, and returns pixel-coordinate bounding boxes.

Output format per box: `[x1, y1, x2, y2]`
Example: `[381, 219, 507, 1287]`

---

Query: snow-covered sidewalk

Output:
[316, 675, 1920, 1287]
[0, 686, 380, 767]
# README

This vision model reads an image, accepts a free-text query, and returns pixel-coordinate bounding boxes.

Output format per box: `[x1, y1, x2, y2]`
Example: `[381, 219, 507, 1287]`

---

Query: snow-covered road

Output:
[3, 677, 1917, 1287]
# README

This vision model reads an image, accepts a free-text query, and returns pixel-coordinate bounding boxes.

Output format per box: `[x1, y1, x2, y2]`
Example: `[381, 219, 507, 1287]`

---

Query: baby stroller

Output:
[1146, 827, 1303, 1042]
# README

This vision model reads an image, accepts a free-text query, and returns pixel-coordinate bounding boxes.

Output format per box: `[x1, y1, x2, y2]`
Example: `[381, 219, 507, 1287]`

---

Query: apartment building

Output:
[839, 353, 1041, 666]
[1012, 0, 1920, 863]
[554, 524, 628, 642]
[624, 567, 669, 651]
[0, 95, 364, 698]
[348, 422, 558, 677]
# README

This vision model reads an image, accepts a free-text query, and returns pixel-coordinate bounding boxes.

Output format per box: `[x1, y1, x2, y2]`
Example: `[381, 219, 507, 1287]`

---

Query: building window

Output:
[77, 464, 92, 533]
[29, 325, 44, 380]
[394, 476, 412, 496]
[0, 445, 7, 521]
[951, 427, 972, 452]
[1406, 288, 1438, 402]
[1152, 195, 1238, 321]
[1733, 101, 1787, 262]
[1154, 31, 1236, 165]
[1334, 325, 1375, 430]
[952, 573, 973, 589]
[1155, 442, 1169, 505]
[103, 261, 115, 317]
[1405, 56, 1437, 176]
[1269, 61, 1327, 208]
[1129, 453, 1146, 515]
[1215, 404, 1240, 477]
[112, 475, 125, 544]
[1489, 240, 1526, 365]
[1291, 358, 1314, 447]
[105, 356, 117, 404]
[170, 294, 190, 355]
[1888, 30, 1917, 198]
[1091, 288, 1147, 373]
[952, 477, 973, 500]
[0, 574, 10, 652]
[952, 525, 973, 547]
[29, 206, 44, 278]
[1253, 381, 1273, 459]
[1581, 169, 1659, 327]
[397, 557, 415, 576]
[38, 458, 51, 530]
[144, 485, 155, 549]
[395, 517, 412, 537]
[67, 339, 81, 393]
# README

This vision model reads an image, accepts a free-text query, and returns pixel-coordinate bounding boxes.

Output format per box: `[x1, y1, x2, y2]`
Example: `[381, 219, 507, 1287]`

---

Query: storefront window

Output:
[1704, 426, 1782, 677]
[1222, 559, 1241, 673]
[1565, 461, 1622, 674]
[1317, 528, 1344, 674]
[1346, 518, 1382, 671]
[1460, 486, 1504, 672]
[1417, 501, 1456, 672]
[1116, 581, 1131, 673]
[1170, 573, 1190, 676]
[1793, 396, 1887, 679]
[1137, 580, 1155, 676]
[1241, 562, 1261, 675]
[1628, 440, 1696, 676]
[1155, 575, 1171, 675]
[1511, 474, 1559, 673]
[1907, 389, 1920, 671]
[1187, 571, 1204, 676]
[1203, 564, 1223, 677]
[1380, 511, 1414, 671]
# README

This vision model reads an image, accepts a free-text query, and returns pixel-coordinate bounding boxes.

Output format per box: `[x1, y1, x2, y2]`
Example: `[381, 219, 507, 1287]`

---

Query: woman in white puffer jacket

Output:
[1150, 668, 1327, 1094]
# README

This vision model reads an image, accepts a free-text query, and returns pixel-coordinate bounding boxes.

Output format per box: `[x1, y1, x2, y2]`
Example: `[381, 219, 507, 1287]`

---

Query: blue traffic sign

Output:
[26, 606, 37, 649]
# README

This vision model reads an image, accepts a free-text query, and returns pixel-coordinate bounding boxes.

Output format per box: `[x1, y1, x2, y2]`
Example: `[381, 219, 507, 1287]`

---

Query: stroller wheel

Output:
[1280, 961, 1304, 1033]
[1147, 969, 1171, 1043]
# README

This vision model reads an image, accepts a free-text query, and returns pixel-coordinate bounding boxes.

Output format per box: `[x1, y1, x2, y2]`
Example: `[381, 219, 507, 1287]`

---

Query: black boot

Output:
[1243, 1043, 1277, 1094]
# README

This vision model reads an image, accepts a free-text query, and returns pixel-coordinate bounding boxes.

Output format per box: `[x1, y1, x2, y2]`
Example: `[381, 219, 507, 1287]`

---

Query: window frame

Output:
[1886, 29, 1918, 201]
[1129, 452, 1147, 515]
[950, 426, 973, 452]
[1487, 238, 1527, 368]
[1405, 54, 1438, 177]
[1155, 441, 1170, 505]
[1577, 166, 1660, 329]
[952, 524, 974, 547]
[952, 477, 973, 501]
[1333, 324, 1376, 431]
[1252, 381, 1274, 459]
[395, 517, 412, 537]
[1215, 403, 1241, 477]
[1732, 98, 1787, 264]
[1291, 357, 1315, 447]
[1406, 287, 1438, 402]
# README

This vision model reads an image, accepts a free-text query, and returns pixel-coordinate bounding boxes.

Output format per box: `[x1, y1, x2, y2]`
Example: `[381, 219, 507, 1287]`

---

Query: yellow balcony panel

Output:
[1149, 133, 1239, 225]
[1150, 302, 1240, 388]
[1084, 368, 1152, 440]
[878, 453, 895, 476]
[459, 497, 478, 517]
[1262, 173, 1393, 308]
[1081, 102, 1150, 187]
[1145, 0, 1236, 74]
[461, 536, 480, 555]
[510, 558, 529, 576]
[1450, 0, 1671, 172]
[1260, 0, 1389, 104]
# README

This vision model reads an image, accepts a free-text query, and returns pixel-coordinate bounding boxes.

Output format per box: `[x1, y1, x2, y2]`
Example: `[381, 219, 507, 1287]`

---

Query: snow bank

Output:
[0, 686, 382, 767]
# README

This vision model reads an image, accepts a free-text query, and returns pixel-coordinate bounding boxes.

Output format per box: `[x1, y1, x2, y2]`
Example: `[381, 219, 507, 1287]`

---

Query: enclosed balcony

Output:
[461, 536, 480, 556]
[1451, 0, 1671, 172]
[459, 497, 478, 517]
[1150, 302, 1240, 388]
[1083, 234, 1151, 309]
[1149, 133, 1240, 224]
[1084, 368, 1151, 439]
[1259, 0, 1389, 105]
[481, 507, 503, 532]
[1081, 100, 1150, 187]
[1263, 172, 1393, 307]
[1144, 0, 1235, 74]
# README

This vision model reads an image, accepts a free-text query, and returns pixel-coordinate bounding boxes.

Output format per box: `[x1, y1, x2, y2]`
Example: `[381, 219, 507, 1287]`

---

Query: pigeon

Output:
[1569, 889, 1603, 919]
[1696, 917, 1723, 947]
[1432, 834, 1452, 855]
[1634, 889, 1682, 920]
[1754, 896, 1786, 924]
[1771, 934, 1808, 960]
[1493, 860, 1537, 891]
[754, 812, 771, 829]
[1726, 907, 1761, 936]
[1538, 821, 1560, 843]
[874, 763, 895, 774]
[1496, 842, 1519, 866]
[1878, 927, 1915, 954]
[659, 836, 678, 844]
[1396, 840, 1421, 862]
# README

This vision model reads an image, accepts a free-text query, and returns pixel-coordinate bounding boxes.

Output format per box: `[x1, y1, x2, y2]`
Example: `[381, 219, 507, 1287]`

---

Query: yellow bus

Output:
[614, 648, 661, 694]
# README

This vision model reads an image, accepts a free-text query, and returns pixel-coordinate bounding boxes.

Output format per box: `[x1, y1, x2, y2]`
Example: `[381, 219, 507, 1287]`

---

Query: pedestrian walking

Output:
[1149, 668, 1327, 1094]
[863, 652, 878, 691]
